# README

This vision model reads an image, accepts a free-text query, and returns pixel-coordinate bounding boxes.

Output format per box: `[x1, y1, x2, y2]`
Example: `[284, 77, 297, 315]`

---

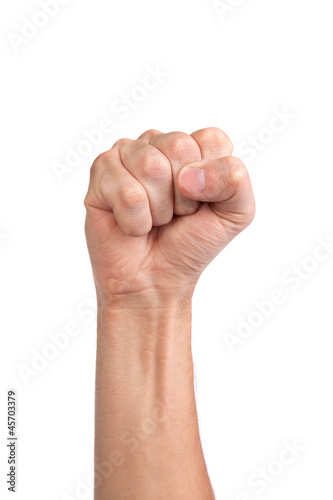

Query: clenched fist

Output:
[84, 127, 255, 300]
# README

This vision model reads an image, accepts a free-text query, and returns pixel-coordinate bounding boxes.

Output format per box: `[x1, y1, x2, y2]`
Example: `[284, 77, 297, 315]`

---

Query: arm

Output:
[94, 293, 214, 499]
[84, 128, 255, 499]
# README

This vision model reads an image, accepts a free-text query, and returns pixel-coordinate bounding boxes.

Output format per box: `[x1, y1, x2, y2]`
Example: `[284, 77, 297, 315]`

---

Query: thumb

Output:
[177, 156, 256, 228]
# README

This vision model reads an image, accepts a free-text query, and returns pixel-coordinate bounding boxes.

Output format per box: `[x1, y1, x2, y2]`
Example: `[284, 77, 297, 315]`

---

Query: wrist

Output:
[95, 285, 193, 370]
[95, 283, 195, 313]
[96, 291, 193, 357]
[95, 288, 195, 409]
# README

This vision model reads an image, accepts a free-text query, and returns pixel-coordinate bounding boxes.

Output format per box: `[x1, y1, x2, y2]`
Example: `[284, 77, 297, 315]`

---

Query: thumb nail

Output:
[178, 167, 206, 193]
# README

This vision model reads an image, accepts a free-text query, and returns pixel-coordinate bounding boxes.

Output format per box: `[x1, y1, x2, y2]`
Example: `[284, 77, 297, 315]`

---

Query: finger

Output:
[137, 128, 163, 142]
[149, 132, 202, 215]
[113, 138, 173, 227]
[190, 127, 233, 159]
[86, 150, 152, 237]
[177, 156, 255, 228]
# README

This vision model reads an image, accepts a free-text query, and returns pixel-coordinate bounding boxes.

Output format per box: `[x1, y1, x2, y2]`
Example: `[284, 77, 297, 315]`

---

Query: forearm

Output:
[94, 291, 215, 500]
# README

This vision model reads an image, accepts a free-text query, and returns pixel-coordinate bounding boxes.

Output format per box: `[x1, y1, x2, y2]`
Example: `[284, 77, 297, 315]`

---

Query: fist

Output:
[84, 128, 255, 299]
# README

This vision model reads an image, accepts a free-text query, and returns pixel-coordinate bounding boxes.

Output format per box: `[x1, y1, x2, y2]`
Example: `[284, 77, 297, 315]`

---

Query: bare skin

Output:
[84, 127, 255, 499]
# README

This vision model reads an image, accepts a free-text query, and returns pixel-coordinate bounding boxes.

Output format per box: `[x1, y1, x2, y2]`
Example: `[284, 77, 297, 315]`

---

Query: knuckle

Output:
[112, 137, 131, 150]
[118, 184, 147, 209]
[225, 156, 255, 227]
[90, 150, 118, 178]
[140, 128, 161, 138]
[89, 162, 99, 180]
[202, 126, 227, 139]
[197, 127, 233, 149]
[226, 156, 248, 186]
[90, 152, 109, 175]
[138, 152, 171, 180]
[168, 133, 198, 159]
[88, 166, 100, 184]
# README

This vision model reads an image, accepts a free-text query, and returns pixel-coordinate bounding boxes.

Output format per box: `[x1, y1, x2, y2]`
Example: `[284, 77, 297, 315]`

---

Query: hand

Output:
[84, 127, 255, 299]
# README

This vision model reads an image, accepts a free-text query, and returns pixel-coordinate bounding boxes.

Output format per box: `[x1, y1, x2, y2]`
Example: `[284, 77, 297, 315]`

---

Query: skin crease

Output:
[84, 127, 256, 499]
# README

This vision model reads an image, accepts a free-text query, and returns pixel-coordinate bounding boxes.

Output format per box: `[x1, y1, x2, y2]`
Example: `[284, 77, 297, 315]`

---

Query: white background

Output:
[1, 0, 333, 499]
